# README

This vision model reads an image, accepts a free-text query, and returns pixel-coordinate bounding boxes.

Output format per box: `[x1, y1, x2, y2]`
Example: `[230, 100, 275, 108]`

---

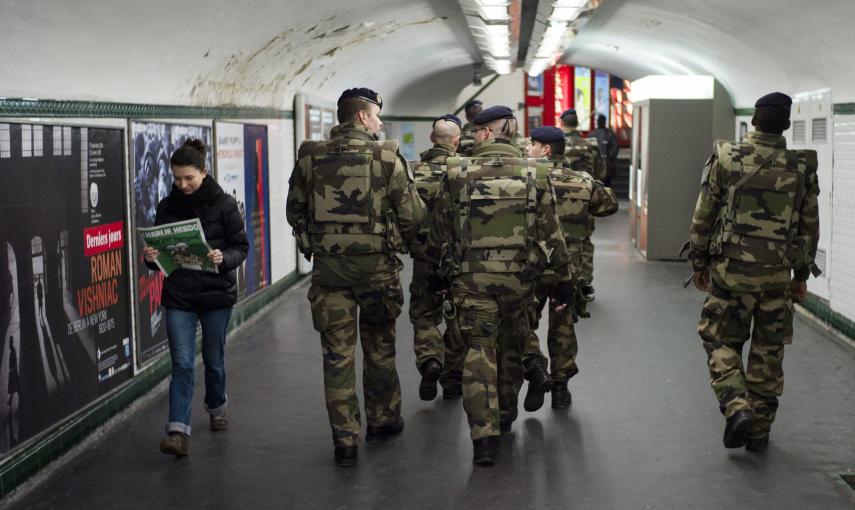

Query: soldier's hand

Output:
[790, 280, 807, 302]
[692, 271, 710, 292]
[143, 246, 160, 262]
[428, 273, 451, 296]
[549, 281, 575, 312]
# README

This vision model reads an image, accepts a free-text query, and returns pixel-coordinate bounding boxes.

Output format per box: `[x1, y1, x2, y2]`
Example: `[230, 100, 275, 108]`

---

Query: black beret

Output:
[464, 99, 483, 110]
[560, 108, 577, 119]
[473, 105, 515, 125]
[433, 114, 462, 128]
[530, 126, 565, 144]
[754, 92, 792, 111]
[338, 88, 383, 110]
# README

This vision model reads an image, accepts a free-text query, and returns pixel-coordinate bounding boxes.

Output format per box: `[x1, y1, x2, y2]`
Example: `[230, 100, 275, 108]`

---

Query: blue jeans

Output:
[165, 307, 232, 436]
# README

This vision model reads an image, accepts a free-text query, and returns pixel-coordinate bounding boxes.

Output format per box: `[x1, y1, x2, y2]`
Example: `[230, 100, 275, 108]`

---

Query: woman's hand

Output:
[143, 246, 160, 263]
[208, 249, 224, 266]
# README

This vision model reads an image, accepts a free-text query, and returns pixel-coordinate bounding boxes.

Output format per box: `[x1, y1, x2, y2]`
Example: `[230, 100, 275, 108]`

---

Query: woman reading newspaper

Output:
[143, 139, 248, 457]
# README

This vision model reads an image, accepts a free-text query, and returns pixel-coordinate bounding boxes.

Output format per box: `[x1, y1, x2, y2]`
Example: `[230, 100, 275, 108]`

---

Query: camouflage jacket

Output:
[547, 157, 618, 275]
[426, 139, 572, 282]
[458, 122, 476, 156]
[564, 129, 607, 180]
[286, 122, 426, 285]
[408, 143, 455, 260]
[689, 131, 820, 292]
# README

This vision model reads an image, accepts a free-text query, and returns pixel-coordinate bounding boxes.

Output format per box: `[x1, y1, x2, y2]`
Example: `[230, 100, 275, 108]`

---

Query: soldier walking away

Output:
[287, 88, 426, 467]
[561, 108, 608, 302]
[426, 106, 574, 465]
[457, 99, 483, 156]
[589, 114, 619, 187]
[525, 127, 618, 409]
[408, 114, 465, 401]
[686, 92, 820, 452]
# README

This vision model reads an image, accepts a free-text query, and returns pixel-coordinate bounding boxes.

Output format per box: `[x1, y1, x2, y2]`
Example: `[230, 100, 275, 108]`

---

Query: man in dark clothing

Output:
[589, 114, 619, 186]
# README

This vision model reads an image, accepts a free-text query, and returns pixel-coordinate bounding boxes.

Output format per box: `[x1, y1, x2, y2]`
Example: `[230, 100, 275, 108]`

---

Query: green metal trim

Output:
[833, 103, 855, 115]
[0, 271, 304, 499]
[453, 74, 501, 116]
[0, 97, 293, 119]
[800, 293, 855, 342]
[734, 108, 754, 116]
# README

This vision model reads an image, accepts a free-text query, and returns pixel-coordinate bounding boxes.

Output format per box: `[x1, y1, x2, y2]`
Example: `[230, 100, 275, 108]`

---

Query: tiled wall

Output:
[831, 115, 855, 320]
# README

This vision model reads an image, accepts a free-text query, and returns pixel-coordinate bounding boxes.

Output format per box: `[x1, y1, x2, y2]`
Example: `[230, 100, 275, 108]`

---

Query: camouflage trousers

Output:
[698, 283, 793, 437]
[408, 259, 465, 388]
[307, 279, 404, 447]
[452, 273, 545, 440]
[580, 237, 594, 284]
[527, 273, 580, 383]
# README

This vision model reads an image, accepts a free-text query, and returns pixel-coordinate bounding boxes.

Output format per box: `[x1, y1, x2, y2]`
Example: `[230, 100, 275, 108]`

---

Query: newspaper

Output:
[138, 218, 218, 276]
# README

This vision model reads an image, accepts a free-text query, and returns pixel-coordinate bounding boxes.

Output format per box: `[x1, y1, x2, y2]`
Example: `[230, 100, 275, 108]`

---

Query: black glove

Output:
[428, 273, 451, 295]
[550, 281, 575, 308]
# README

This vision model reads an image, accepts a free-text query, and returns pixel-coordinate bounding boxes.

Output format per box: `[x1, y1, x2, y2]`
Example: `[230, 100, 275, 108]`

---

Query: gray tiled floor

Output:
[8, 206, 855, 509]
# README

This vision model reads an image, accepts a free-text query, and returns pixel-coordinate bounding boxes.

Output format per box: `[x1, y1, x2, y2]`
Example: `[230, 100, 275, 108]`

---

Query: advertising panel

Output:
[0, 122, 131, 454]
[129, 122, 212, 367]
[594, 70, 610, 126]
[574, 66, 592, 131]
[215, 123, 270, 300]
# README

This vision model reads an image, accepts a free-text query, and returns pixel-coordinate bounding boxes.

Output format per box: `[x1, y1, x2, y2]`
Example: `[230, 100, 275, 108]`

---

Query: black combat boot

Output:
[723, 410, 753, 448]
[745, 435, 769, 453]
[524, 363, 553, 412]
[366, 417, 405, 444]
[551, 380, 572, 409]
[418, 359, 442, 401]
[473, 437, 498, 466]
[441, 384, 462, 399]
[334, 446, 358, 467]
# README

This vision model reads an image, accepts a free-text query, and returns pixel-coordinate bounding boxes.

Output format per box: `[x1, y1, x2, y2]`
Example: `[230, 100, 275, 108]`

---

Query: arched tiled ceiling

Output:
[565, 0, 855, 106]
[2, 0, 854, 111]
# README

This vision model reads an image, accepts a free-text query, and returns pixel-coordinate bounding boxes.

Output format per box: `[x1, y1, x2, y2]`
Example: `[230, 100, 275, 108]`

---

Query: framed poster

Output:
[0, 122, 131, 454]
[594, 70, 610, 126]
[129, 121, 212, 368]
[215, 122, 271, 300]
[574, 66, 592, 131]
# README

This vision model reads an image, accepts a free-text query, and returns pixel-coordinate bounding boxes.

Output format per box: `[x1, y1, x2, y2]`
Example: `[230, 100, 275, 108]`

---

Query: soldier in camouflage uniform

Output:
[525, 126, 618, 408]
[426, 106, 575, 465]
[286, 88, 426, 467]
[408, 114, 465, 401]
[561, 108, 608, 302]
[687, 92, 820, 452]
[457, 99, 483, 156]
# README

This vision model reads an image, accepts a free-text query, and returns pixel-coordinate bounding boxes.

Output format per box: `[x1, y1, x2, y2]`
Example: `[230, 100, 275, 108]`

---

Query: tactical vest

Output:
[711, 140, 817, 268]
[548, 161, 594, 242]
[445, 155, 547, 273]
[564, 136, 597, 176]
[304, 139, 402, 255]
[409, 160, 447, 258]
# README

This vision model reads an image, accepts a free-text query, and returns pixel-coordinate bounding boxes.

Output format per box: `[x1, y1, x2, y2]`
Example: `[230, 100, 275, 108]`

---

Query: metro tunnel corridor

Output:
[8, 209, 855, 509]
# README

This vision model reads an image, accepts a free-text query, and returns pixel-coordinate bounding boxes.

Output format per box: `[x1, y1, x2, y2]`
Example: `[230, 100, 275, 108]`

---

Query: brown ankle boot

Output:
[160, 433, 190, 457]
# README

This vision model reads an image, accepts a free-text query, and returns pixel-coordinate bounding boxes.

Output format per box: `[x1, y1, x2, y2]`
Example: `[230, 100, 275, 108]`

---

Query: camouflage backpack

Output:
[409, 160, 446, 258]
[711, 140, 817, 269]
[301, 138, 404, 255]
[445, 155, 548, 274]
[548, 160, 595, 243]
[565, 135, 605, 180]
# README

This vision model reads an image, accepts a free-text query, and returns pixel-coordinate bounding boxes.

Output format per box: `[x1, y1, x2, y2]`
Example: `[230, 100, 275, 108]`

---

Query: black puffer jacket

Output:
[146, 175, 249, 310]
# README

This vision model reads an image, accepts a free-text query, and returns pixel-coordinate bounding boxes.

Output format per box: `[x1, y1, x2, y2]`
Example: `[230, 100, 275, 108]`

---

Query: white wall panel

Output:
[831, 115, 855, 320]
[263, 119, 296, 283]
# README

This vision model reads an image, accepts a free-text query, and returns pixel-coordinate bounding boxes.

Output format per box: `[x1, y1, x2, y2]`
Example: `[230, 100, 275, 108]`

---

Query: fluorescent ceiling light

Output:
[493, 59, 512, 74]
[478, 5, 508, 20]
[544, 23, 568, 37]
[551, 7, 580, 21]
[553, 0, 586, 7]
[484, 23, 509, 36]
[477, 0, 509, 6]
[629, 75, 715, 102]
